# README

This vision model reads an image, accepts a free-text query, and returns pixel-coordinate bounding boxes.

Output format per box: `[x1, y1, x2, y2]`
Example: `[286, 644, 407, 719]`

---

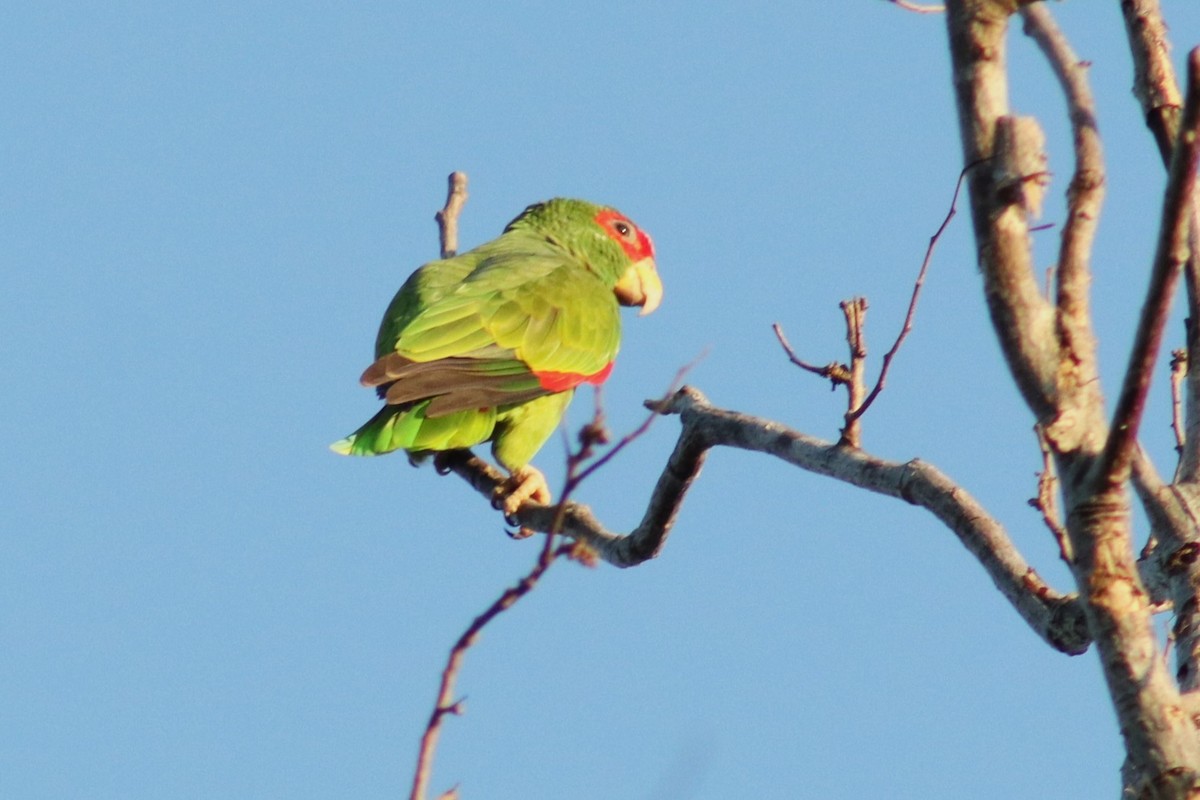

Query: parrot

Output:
[332, 197, 662, 516]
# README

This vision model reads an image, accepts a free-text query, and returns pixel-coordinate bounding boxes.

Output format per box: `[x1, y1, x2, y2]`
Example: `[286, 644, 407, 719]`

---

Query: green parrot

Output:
[332, 197, 662, 514]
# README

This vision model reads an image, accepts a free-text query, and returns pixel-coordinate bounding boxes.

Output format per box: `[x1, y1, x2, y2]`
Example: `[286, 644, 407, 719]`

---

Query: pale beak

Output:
[614, 257, 663, 316]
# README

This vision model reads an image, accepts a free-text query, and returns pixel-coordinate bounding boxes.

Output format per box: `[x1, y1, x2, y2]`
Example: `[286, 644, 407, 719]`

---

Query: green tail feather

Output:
[331, 401, 498, 457]
[330, 405, 420, 456]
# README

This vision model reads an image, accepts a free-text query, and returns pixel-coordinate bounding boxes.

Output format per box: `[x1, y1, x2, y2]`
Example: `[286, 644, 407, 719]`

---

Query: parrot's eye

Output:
[613, 221, 632, 238]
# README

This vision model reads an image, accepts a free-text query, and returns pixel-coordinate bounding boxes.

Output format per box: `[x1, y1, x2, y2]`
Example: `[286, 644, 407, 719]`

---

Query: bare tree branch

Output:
[1131, 450, 1200, 695]
[1020, 4, 1102, 308]
[1094, 49, 1200, 489]
[944, 7, 1200, 785]
[441, 386, 1090, 654]
[1119, 2, 1200, 487]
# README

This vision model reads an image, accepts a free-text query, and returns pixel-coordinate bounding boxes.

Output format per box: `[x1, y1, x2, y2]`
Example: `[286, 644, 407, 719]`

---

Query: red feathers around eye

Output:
[594, 209, 655, 261]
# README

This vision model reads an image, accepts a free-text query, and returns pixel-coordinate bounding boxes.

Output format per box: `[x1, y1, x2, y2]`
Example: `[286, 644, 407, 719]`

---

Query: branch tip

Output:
[435, 171, 469, 259]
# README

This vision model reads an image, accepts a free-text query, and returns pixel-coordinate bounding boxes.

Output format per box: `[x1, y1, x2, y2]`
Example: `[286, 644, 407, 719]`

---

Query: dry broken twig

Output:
[436, 171, 469, 259]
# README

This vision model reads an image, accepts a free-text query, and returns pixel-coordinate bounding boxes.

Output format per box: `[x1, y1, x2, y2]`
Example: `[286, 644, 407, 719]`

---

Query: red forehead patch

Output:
[595, 209, 655, 261]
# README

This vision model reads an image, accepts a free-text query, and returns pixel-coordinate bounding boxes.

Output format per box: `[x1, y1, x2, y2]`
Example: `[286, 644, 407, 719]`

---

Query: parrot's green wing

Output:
[369, 233, 622, 415]
[333, 233, 621, 462]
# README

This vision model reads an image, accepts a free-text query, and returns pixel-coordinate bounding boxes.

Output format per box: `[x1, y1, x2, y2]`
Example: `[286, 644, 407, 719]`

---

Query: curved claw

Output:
[492, 465, 552, 518]
[433, 459, 452, 476]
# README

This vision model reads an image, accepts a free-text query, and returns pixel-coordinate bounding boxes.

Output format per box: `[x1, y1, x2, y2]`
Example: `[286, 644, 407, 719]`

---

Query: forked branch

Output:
[774, 165, 968, 445]
[845, 165, 969, 425]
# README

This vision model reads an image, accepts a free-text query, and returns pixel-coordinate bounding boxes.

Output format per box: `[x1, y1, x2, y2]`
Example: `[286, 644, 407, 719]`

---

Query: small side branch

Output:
[436, 172, 469, 259]
[1031, 424, 1072, 563]
[441, 387, 1090, 655]
[772, 324, 851, 389]
[1095, 49, 1200, 488]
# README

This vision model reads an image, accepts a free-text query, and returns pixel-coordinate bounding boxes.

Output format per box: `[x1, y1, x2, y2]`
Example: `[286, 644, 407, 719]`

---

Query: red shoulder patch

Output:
[534, 361, 614, 392]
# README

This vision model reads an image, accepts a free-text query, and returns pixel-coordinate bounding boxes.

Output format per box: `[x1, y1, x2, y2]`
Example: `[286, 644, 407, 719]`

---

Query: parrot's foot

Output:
[493, 465, 552, 518]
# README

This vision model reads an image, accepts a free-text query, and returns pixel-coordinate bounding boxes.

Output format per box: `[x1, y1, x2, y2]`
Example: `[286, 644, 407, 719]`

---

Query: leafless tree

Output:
[415, 2, 1200, 797]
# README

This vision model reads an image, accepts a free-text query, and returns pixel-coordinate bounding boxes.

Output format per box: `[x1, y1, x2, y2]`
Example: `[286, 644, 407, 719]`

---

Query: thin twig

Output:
[436, 172, 469, 259]
[409, 535, 572, 800]
[1094, 49, 1200, 488]
[777, 166, 969, 439]
[1031, 424, 1072, 563]
[570, 355, 701, 490]
[772, 323, 851, 389]
[846, 165, 970, 426]
[413, 402, 628, 798]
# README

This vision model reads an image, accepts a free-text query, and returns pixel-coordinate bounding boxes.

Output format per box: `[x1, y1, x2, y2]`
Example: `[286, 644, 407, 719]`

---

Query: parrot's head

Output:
[507, 198, 662, 315]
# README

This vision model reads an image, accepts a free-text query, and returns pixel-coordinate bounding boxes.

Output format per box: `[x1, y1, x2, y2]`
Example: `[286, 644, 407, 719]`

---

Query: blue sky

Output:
[5, 3, 1200, 798]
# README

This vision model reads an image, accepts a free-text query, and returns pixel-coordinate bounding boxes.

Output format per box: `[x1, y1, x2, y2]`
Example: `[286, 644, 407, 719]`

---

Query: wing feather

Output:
[364, 231, 622, 414]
